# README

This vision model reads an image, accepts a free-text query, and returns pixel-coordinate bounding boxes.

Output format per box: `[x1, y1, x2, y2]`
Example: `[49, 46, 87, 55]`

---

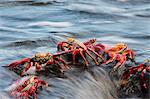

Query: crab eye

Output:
[39, 59, 46, 63]
[31, 58, 36, 62]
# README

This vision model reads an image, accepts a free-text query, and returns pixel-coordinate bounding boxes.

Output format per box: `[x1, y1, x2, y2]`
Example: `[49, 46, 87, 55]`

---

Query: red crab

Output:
[6, 51, 73, 76]
[120, 63, 150, 90]
[57, 38, 104, 66]
[57, 38, 96, 51]
[103, 43, 135, 70]
[6, 76, 48, 99]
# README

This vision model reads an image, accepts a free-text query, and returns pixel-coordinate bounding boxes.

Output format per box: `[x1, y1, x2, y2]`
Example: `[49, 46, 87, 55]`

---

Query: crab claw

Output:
[4, 57, 33, 76]
[57, 41, 69, 51]
[6, 58, 30, 68]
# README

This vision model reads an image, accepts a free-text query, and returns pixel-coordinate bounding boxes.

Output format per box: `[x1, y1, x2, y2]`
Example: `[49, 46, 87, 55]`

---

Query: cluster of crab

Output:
[4, 38, 150, 99]
[119, 62, 150, 97]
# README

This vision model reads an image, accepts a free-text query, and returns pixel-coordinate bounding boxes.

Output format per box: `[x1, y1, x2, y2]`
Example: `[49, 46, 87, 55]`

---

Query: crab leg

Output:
[21, 62, 33, 76]
[85, 49, 99, 65]
[141, 69, 146, 78]
[103, 53, 116, 65]
[123, 49, 135, 61]
[114, 55, 126, 69]
[89, 45, 104, 55]
[88, 47, 104, 61]
[72, 49, 89, 66]
[33, 92, 37, 99]
[23, 92, 28, 99]
[79, 50, 89, 66]
[54, 60, 64, 72]
[57, 57, 68, 69]
[72, 49, 81, 64]
[39, 80, 48, 87]
[53, 49, 74, 56]
[18, 92, 28, 99]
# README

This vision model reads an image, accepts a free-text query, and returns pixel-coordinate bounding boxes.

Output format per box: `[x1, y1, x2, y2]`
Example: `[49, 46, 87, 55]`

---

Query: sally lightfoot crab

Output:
[103, 43, 135, 70]
[119, 62, 150, 96]
[5, 76, 48, 99]
[6, 52, 72, 76]
[57, 38, 104, 66]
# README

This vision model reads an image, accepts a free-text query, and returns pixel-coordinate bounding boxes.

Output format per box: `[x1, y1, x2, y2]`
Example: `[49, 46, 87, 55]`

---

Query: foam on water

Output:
[97, 35, 140, 43]
[43, 67, 118, 99]
[26, 21, 73, 28]
[67, 3, 126, 14]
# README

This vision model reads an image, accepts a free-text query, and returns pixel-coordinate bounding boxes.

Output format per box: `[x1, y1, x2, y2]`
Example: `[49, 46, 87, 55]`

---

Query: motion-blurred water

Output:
[0, 0, 150, 99]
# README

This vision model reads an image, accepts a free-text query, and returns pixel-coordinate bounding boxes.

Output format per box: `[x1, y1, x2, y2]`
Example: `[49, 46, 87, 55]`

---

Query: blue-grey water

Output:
[0, 0, 150, 99]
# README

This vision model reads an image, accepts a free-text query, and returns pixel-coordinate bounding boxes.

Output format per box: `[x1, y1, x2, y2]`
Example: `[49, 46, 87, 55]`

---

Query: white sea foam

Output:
[25, 66, 36, 75]
[67, 3, 126, 14]
[27, 21, 73, 28]
[4, 76, 31, 91]
[97, 36, 140, 43]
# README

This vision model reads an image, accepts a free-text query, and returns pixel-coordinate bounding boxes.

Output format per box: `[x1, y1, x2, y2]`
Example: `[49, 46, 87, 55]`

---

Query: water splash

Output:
[43, 66, 118, 99]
